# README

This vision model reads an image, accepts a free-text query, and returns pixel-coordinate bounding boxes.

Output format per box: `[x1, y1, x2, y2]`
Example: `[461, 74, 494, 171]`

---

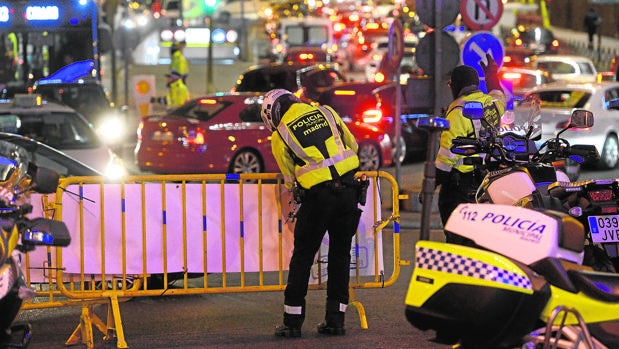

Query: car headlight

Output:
[97, 115, 126, 145]
[104, 154, 127, 181]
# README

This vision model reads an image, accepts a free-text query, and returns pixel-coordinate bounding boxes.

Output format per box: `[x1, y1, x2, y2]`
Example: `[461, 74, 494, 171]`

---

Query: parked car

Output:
[231, 62, 345, 101]
[498, 66, 553, 98]
[0, 132, 102, 177]
[0, 94, 126, 179]
[504, 25, 559, 55]
[231, 63, 395, 169]
[341, 21, 390, 72]
[520, 81, 619, 169]
[135, 92, 393, 173]
[316, 81, 429, 163]
[529, 55, 598, 83]
[32, 60, 129, 146]
[365, 34, 419, 83]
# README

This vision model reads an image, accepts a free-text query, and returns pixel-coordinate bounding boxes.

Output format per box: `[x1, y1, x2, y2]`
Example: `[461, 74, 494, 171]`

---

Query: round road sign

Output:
[387, 20, 404, 70]
[460, 0, 504, 31]
[461, 31, 504, 92]
[416, 31, 460, 77]
[416, 0, 460, 29]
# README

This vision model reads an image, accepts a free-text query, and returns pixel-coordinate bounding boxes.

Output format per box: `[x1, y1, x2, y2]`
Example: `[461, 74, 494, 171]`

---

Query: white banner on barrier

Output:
[27, 182, 383, 281]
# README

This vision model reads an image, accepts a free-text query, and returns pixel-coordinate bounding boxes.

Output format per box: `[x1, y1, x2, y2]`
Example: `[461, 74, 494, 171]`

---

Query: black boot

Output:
[318, 300, 346, 335]
[275, 304, 304, 338]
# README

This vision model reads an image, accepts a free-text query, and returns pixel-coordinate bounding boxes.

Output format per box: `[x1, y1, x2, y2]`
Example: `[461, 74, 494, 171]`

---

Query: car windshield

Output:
[526, 90, 591, 108]
[3, 112, 100, 150]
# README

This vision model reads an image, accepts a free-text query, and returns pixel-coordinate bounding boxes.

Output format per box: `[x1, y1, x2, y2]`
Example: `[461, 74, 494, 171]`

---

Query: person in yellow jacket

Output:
[170, 40, 189, 83]
[435, 54, 506, 244]
[260, 89, 366, 338]
[152, 71, 190, 109]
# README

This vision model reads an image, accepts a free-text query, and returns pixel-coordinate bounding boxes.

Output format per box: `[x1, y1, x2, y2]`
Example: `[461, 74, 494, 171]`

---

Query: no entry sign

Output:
[460, 0, 503, 31]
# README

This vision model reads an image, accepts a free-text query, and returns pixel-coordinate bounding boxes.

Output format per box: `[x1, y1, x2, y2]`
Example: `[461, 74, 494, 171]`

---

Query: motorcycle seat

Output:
[567, 269, 619, 302]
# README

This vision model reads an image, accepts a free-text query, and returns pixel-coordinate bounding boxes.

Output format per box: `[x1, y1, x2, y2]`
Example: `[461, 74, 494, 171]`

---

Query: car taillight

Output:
[515, 38, 523, 47]
[551, 40, 559, 48]
[589, 189, 613, 202]
[362, 109, 382, 123]
[137, 121, 144, 141]
[298, 53, 315, 61]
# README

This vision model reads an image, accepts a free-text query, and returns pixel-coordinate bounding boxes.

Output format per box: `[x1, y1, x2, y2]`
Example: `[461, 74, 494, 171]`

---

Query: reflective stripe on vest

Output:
[276, 106, 356, 179]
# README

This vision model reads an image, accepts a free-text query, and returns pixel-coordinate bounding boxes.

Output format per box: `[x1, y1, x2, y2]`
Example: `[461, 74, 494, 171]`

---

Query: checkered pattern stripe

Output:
[415, 246, 532, 290]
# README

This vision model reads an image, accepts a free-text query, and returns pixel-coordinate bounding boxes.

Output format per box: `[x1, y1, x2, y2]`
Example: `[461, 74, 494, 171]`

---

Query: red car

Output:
[135, 92, 392, 174]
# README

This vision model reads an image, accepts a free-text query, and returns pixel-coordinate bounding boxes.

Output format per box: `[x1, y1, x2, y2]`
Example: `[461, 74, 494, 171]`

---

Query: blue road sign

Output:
[461, 31, 504, 93]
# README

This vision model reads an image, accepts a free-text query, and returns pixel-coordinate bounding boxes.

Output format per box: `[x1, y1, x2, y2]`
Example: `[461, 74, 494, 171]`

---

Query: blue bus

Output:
[0, 0, 110, 95]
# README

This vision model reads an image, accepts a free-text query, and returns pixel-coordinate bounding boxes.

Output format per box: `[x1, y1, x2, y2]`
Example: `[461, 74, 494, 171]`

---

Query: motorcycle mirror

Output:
[569, 109, 594, 128]
[30, 166, 60, 194]
[462, 101, 484, 120]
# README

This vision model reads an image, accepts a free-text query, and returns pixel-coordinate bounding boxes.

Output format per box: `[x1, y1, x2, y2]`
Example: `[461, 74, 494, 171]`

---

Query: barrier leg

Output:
[348, 287, 368, 329]
[106, 294, 128, 349]
[65, 305, 95, 348]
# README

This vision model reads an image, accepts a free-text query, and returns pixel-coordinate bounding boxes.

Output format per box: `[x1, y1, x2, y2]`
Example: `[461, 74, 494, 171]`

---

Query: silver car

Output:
[521, 81, 619, 169]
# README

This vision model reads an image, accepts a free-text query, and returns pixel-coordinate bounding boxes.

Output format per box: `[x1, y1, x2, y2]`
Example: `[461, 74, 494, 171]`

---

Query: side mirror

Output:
[462, 101, 484, 120]
[31, 166, 60, 194]
[569, 109, 594, 128]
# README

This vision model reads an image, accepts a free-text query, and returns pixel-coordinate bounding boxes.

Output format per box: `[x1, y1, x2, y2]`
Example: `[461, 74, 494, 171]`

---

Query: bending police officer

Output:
[435, 54, 506, 244]
[260, 89, 365, 338]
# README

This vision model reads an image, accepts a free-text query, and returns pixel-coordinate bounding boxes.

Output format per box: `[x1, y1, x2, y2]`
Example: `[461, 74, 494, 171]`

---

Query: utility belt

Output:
[294, 170, 369, 205]
[449, 168, 479, 188]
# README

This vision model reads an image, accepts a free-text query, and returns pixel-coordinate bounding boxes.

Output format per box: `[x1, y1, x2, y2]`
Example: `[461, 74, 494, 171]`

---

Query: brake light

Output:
[298, 53, 315, 61]
[137, 121, 143, 141]
[362, 109, 382, 123]
[501, 72, 522, 81]
[551, 40, 559, 48]
[590, 189, 613, 202]
[200, 98, 217, 104]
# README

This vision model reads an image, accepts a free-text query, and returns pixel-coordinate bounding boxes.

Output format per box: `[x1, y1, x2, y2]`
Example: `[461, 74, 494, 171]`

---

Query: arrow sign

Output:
[461, 31, 504, 93]
[460, 0, 503, 31]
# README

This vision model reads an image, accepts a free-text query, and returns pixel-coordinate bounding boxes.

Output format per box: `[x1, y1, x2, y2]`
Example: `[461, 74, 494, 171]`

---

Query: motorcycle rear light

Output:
[601, 206, 618, 214]
[589, 189, 613, 202]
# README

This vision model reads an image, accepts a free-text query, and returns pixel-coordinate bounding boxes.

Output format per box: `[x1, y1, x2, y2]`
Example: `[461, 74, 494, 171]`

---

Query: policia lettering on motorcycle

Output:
[260, 89, 369, 338]
[435, 53, 506, 244]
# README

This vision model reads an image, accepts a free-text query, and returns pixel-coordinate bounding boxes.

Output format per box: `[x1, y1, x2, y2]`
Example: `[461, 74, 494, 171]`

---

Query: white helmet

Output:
[261, 89, 293, 131]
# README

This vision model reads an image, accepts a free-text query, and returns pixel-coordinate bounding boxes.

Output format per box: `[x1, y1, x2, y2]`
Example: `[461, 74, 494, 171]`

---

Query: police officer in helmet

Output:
[260, 89, 364, 338]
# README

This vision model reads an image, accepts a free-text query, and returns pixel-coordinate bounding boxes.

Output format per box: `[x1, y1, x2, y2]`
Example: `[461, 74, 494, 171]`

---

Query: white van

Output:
[273, 17, 337, 62]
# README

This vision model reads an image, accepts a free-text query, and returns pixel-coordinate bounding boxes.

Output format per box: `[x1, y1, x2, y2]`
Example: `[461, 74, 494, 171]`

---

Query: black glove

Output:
[480, 53, 501, 92]
[435, 168, 450, 188]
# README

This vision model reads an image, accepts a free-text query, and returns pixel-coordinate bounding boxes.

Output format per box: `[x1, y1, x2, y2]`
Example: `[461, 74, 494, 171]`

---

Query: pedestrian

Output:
[151, 70, 190, 109]
[170, 40, 189, 83]
[434, 54, 506, 244]
[584, 7, 601, 50]
[259, 89, 367, 338]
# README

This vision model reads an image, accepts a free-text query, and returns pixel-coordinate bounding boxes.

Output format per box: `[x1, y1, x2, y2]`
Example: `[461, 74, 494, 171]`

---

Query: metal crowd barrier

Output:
[19, 171, 407, 349]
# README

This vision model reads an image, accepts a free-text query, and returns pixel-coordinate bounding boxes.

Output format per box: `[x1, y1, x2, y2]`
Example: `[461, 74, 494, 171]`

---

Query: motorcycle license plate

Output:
[588, 215, 619, 243]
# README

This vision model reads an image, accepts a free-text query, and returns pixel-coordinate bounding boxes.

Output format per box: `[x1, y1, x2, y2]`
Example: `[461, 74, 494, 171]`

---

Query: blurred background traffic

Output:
[0, 0, 618, 181]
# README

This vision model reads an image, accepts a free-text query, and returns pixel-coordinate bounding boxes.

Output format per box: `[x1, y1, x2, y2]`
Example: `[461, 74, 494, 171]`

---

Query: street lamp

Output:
[205, 0, 219, 93]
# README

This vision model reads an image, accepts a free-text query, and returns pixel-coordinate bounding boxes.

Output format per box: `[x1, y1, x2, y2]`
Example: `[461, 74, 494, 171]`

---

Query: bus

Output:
[0, 0, 110, 96]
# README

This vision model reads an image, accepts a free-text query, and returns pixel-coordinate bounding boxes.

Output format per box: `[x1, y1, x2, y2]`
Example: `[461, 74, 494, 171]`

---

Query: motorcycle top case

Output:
[445, 203, 584, 265]
[405, 240, 551, 348]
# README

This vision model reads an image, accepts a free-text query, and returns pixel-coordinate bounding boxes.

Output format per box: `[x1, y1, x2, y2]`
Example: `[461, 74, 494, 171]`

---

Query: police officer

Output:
[152, 71, 190, 109]
[170, 40, 189, 83]
[260, 89, 363, 338]
[435, 54, 505, 244]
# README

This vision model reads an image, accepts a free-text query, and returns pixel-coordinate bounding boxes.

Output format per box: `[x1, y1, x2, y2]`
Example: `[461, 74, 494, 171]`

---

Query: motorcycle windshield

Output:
[502, 95, 542, 139]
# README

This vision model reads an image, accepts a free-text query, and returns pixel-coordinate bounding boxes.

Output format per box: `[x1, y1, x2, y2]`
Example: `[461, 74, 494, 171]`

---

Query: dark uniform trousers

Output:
[283, 172, 362, 328]
[438, 169, 479, 244]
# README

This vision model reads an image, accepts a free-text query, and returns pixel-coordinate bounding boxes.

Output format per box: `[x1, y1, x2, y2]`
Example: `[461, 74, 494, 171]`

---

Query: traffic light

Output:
[204, 0, 219, 16]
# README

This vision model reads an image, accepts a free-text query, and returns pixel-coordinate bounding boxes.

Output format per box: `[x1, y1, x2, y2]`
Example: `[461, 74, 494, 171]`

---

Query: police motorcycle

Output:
[454, 97, 619, 274]
[405, 107, 619, 349]
[0, 140, 71, 348]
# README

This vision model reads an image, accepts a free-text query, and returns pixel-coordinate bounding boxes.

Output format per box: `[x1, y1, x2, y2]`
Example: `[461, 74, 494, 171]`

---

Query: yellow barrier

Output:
[19, 171, 406, 348]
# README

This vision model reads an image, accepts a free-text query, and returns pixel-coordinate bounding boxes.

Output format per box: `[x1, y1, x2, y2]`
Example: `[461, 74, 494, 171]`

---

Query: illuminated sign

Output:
[24, 5, 60, 21]
[0, 5, 10, 23]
